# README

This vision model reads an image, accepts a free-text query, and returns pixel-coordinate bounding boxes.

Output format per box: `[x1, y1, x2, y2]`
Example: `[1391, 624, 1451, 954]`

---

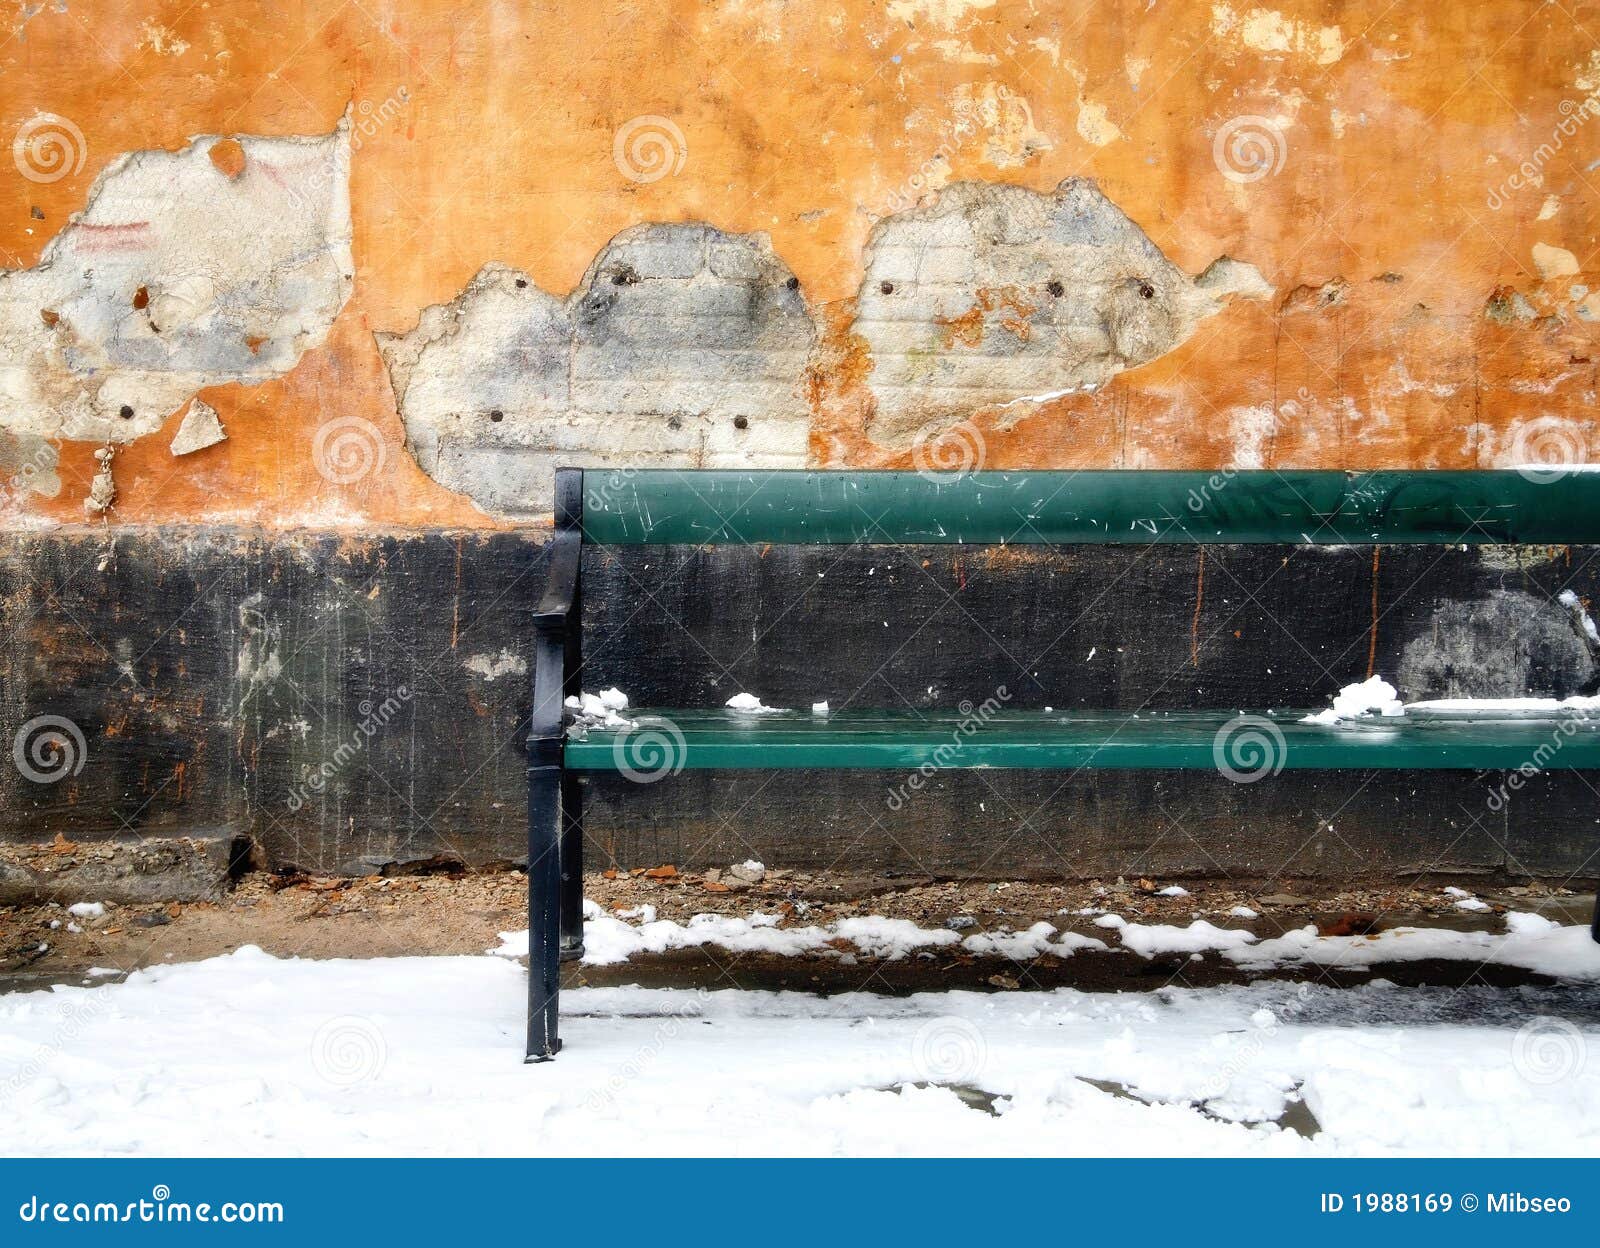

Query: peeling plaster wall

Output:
[850, 178, 1269, 448]
[0, 0, 1595, 524]
[0, 120, 352, 456]
[377, 225, 813, 515]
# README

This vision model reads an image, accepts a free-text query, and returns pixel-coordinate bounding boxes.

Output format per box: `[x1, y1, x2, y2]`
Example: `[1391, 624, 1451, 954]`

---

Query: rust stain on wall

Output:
[0, 0, 1594, 526]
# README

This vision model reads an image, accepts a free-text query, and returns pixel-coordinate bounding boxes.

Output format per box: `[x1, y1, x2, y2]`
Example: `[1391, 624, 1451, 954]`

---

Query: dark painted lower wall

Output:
[0, 528, 545, 893]
[1, 528, 1597, 897]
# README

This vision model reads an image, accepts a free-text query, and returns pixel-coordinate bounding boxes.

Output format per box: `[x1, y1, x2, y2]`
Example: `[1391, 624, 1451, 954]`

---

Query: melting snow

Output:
[1302, 676, 1405, 725]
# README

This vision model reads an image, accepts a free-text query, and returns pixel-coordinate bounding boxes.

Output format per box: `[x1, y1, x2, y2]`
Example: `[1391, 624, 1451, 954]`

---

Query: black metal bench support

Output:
[525, 468, 583, 1062]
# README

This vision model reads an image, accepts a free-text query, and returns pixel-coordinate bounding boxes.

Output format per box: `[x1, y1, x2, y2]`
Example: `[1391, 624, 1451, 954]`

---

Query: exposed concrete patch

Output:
[885, 0, 996, 27]
[84, 447, 115, 516]
[852, 178, 1272, 447]
[1485, 286, 1538, 324]
[170, 398, 227, 456]
[378, 224, 815, 517]
[0, 432, 59, 505]
[1397, 589, 1597, 700]
[1075, 98, 1122, 147]
[0, 835, 236, 907]
[0, 116, 352, 447]
[465, 649, 527, 682]
[1279, 277, 1348, 315]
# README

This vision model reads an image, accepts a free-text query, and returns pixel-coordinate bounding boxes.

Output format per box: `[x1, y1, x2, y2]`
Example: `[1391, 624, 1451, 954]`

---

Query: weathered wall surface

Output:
[0, 528, 543, 899]
[1, 0, 1598, 522]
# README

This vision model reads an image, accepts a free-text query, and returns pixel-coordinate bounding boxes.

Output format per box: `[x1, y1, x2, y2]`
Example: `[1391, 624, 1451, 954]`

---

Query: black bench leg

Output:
[526, 761, 563, 1062]
[1592, 888, 1600, 946]
[559, 770, 585, 961]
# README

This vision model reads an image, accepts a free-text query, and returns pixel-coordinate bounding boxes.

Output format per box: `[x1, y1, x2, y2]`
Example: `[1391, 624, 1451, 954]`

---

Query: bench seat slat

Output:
[567, 708, 1600, 771]
[579, 470, 1600, 546]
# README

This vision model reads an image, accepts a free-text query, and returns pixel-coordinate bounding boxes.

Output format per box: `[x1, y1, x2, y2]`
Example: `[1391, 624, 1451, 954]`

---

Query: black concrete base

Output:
[579, 766, 1599, 884]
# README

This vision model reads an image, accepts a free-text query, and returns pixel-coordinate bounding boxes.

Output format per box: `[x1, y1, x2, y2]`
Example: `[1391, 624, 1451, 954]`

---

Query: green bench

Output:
[525, 467, 1600, 1060]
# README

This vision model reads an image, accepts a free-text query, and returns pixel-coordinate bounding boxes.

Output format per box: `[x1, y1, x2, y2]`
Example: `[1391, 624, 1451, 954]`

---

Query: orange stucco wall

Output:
[2, 0, 1596, 527]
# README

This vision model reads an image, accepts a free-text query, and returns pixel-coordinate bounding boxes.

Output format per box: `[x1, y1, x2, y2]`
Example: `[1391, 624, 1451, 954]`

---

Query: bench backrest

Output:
[577, 469, 1600, 546]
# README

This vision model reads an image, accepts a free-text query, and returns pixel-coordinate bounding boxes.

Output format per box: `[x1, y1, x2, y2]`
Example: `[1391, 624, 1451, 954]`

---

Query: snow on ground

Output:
[3, 905, 1600, 1156]
[495, 902, 1600, 983]
[494, 902, 1111, 966]
[1228, 912, 1600, 979]
[2, 945, 1599, 1157]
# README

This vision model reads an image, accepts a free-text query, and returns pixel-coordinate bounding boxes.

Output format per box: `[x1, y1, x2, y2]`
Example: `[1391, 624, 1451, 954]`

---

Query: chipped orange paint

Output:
[0, 0, 1596, 529]
[935, 287, 1037, 349]
[938, 302, 989, 349]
